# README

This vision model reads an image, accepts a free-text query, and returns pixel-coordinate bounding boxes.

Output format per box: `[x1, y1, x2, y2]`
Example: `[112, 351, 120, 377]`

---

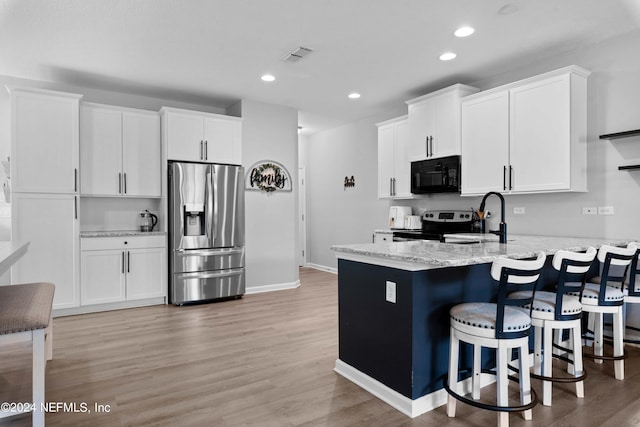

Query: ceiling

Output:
[1, 0, 639, 134]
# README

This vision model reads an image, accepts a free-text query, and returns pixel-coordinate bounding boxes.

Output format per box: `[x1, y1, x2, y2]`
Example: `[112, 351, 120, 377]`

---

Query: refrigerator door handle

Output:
[175, 268, 244, 280]
[210, 166, 218, 243]
[175, 247, 244, 256]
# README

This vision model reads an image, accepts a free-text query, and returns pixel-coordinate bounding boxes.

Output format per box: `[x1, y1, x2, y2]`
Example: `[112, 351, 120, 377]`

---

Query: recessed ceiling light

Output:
[261, 74, 276, 82]
[348, 93, 361, 99]
[454, 26, 475, 37]
[439, 52, 457, 61]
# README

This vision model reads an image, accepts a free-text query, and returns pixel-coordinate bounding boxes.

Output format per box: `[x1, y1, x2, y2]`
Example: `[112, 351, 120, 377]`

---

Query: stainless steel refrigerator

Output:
[168, 161, 245, 305]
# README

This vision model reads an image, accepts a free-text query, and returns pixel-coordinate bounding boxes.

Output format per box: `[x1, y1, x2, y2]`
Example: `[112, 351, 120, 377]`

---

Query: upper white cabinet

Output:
[161, 107, 242, 164]
[461, 66, 590, 196]
[9, 87, 82, 194]
[406, 84, 479, 161]
[80, 103, 161, 197]
[377, 116, 411, 198]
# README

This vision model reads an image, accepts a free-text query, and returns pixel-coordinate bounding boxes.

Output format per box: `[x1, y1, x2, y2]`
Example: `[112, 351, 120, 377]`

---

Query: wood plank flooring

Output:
[2, 267, 640, 426]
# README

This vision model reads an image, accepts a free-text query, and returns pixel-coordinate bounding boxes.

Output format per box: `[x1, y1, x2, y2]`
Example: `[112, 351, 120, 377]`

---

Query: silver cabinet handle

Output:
[127, 251, 130, 273]
[503, 166, 507, 191]
[122, 251, 125, 274]
[118, 172, 122, 194]
[425, 136, 429, 157]
[74, 168, 78, 192]
[200, 140, 204, 160]
[509, 165, 514, 190]
[204, 141, 208, 160]
[429, 136, 433, 157]
[389, 178, 393, 196]
[123, 173, 127, 194]
[74, 196, 78, 219]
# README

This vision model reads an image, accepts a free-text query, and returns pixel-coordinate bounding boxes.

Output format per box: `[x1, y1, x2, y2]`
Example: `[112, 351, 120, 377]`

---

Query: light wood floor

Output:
[2, 267, 640, 426]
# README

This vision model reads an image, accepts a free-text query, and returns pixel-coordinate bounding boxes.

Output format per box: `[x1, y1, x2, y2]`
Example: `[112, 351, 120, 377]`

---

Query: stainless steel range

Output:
[392, 209, 476, 242]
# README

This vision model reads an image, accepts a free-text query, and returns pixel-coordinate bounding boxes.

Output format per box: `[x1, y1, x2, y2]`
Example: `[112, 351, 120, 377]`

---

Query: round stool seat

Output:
[567, 282, 625, 306]
[509, 290, 582, 321]
[450, 302, 530, 338]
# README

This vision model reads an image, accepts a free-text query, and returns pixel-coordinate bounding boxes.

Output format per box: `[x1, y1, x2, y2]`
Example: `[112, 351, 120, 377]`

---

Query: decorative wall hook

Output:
[344, 176, 355, 189]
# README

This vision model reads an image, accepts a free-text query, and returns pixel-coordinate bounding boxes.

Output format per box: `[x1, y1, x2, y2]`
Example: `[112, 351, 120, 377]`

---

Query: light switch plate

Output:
[598, 206, 614, 215]
[513, 207, 525, 215]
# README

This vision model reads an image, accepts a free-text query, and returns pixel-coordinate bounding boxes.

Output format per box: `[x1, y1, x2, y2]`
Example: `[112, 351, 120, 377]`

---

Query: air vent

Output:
[282, 46, 313, 63]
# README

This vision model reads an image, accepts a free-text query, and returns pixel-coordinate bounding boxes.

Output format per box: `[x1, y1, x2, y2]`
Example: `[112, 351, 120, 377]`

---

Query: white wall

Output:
[303, 29, 640, 270]
[300, 107, 405, 269]
[229, 100, 300, 291]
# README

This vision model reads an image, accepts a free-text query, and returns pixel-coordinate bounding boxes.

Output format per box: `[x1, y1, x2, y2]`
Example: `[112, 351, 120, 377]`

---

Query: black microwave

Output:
[410, 155, 461, 194]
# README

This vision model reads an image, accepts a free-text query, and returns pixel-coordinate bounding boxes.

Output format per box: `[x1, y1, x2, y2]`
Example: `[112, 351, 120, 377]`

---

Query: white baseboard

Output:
[334, 359, 496, 418]
[53, 297, 166, 317]
[245, 280, 300, 294]
[305, 263, 337, 274]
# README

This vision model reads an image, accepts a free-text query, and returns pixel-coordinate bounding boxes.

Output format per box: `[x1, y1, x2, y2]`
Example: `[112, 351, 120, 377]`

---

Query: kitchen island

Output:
[331, 235, 631, 418]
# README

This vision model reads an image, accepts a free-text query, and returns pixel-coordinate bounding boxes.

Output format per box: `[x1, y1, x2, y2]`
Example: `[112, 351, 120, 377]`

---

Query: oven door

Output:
[411, 155, 460, 194]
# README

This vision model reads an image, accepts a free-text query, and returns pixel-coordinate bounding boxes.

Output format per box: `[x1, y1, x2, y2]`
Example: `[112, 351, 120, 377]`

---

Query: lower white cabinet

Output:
[81, 235, 166, 306]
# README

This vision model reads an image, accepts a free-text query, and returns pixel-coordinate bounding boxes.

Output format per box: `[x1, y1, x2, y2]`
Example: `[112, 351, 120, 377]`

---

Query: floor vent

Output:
[282, 46, 313, 63]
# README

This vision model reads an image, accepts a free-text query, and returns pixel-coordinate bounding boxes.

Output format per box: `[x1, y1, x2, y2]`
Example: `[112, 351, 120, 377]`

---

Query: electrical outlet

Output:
[385, 281, 396, 303]
[598, 206, 615, 215]
[582, 207, 597, 215]
[513, 207, 525, 215]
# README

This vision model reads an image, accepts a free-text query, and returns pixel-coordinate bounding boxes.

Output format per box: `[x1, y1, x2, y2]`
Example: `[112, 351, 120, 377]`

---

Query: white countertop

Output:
[80, 230, 166, 238]
[331, 234, 631, 271]
[0, 241, 29, 276]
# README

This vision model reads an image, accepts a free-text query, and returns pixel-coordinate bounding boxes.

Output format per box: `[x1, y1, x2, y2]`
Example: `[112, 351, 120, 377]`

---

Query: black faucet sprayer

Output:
[478, 191, 507, 243]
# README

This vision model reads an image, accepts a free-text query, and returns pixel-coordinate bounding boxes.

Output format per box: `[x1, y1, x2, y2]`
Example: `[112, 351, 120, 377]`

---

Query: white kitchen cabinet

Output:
[460, 91, 510, 195]
[80, 250, 126, 305]
[377, 116, 410, 198]
[81, 103, 161, 197]
[161, 107, 242, 164]
[12, 194, 80, 310]
[461, 66, 589, 196]
[406, 84, 479, 161]
[9, 87, 82, 194]
[80, 235, 167, 306]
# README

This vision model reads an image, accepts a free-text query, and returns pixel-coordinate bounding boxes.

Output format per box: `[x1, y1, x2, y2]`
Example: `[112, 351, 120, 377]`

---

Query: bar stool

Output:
[445, 251, 546, 427]
[509, 247, 596, 406]
[622, 245, 640, 341]
[568, 243, 637, 380]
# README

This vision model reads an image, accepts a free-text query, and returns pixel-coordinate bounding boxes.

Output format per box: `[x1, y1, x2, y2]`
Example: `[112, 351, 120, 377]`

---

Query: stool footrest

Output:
[582, 349, 627, 361]
[443, 370, 539, 413]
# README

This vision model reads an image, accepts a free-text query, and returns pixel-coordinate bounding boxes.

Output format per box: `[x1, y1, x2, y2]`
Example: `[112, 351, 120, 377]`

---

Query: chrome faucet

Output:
[479, 191, 507, 243]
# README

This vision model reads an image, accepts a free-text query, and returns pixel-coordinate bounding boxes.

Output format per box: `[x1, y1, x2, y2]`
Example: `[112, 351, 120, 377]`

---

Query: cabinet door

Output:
[11, 89, 80, 194]
[203, 117, 242, 164]
[461, 91, 510, 195]
[377, 124, 395, 198]
[432, 92, 460, 158]
[81, 250, 126, 305]
[11, 194, 79, 310]
[165, 111, 204, 162]
[408, 99, 435, 161]
[393, 120, 411, 197]
[80, 105, 123, 196]
[126, 248, 166, 300]
[509, 74, 571, 192]
[123, 111, 161, 197]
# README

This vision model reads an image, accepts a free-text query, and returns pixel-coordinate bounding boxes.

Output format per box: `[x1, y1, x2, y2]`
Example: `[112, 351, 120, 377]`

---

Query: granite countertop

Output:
[81, 230, 166, 238]
[331, 234, 632, 270]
